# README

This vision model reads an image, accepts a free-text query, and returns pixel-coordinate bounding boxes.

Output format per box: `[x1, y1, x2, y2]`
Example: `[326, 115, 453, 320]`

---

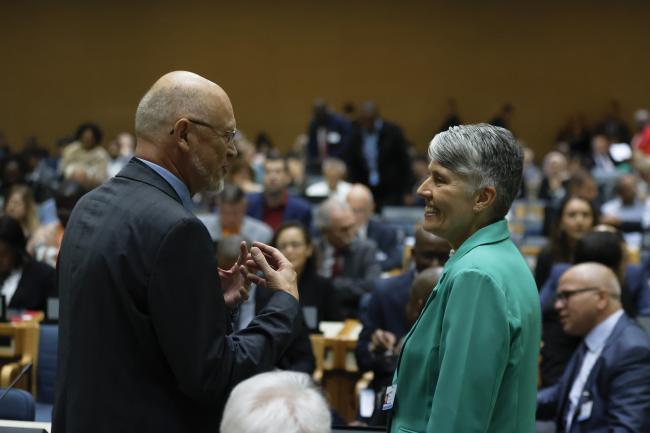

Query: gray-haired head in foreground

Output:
[429, 123, 523, 219]
[314, 197, 352, 230]
[220, 371, 331, 433]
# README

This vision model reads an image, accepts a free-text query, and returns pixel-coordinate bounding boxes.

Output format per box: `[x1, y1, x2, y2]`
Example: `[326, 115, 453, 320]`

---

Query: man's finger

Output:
[236, 241, 249, 267]
[251, 247, 274, 275]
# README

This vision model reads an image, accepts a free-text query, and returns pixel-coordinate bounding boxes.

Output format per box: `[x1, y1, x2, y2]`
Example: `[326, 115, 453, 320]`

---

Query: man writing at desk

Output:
[53, 71, 301, 433]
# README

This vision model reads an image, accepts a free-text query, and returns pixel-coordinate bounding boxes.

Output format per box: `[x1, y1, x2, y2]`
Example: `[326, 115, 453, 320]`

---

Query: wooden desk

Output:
[312, 320, 362, 423]
[0, 321, 40, 397]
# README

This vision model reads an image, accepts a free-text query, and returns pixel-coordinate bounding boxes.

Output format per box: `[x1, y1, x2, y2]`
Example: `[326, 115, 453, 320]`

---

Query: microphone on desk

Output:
[0, 362, 33, 402]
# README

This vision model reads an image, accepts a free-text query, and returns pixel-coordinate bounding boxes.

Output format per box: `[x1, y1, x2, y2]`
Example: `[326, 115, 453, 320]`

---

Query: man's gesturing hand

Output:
[242, 241, 299, 301]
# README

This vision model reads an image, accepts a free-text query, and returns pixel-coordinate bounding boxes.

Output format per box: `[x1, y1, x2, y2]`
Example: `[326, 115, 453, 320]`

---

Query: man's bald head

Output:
[133, 71, 237, 195]
[135, 71, 233, 143]
[346, 183, 374, 227]
[555, 262, 622, 336]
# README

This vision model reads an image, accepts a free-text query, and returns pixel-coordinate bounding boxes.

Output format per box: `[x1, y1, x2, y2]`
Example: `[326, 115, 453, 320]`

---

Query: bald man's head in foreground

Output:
[555, 262, 622, 337]
[134, 71, 238, 195]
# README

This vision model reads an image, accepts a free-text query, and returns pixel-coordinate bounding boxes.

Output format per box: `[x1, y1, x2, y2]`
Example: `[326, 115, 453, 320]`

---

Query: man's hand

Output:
[242, 241, 299, 301]
[370, 329, 396, 353]
[219, 241, 251, 308]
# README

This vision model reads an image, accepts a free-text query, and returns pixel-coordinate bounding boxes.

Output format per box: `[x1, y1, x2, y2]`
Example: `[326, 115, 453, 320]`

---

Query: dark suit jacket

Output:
[537, 314, 650, 433]
[254, 286, 314, 374]
[539, 262, 650, 387]
[53, 159, 301, 433]
[6, 259, 56, 311]
[356, 269, 415, 381]
[317, 238, 382, 319]
[367, 217, 403, 271]
[306, 113, 351, 174]
[345, 120, 412, 208]
[245, 192, 312, 231]
[297, 268, 341, 330]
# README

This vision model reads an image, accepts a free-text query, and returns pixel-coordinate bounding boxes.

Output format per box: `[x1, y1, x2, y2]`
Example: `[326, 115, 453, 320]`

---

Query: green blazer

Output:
[389, 220, 541, 433]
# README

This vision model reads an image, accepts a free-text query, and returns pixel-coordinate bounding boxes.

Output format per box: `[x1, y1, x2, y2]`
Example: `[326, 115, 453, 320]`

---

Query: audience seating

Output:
[0, 388, 36, 421]
[0, 322, 40, 397]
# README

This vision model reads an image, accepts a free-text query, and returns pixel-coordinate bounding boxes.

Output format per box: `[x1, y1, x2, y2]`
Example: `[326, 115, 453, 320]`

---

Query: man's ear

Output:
[474, 186, 497, 213]
[171, 119, 191, 153]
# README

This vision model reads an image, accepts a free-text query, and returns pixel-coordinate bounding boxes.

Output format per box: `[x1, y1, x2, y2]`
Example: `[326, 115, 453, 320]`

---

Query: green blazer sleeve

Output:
[427, 269, 510, 433]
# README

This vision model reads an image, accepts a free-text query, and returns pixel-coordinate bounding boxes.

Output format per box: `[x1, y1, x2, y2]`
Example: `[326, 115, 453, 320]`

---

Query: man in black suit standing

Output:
[345, 100, 412, 210]
[53, 71, 301, 433]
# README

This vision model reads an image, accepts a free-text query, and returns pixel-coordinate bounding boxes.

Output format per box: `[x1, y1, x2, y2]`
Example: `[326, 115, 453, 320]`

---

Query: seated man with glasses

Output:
[537, 262, 650, 433]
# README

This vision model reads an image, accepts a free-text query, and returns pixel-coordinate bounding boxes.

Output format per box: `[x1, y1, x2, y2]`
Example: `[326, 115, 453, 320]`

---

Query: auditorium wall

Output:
[1, 0, 649, 156]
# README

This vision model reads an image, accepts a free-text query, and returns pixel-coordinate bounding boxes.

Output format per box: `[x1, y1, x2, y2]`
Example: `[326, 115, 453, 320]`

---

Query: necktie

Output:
[562, 342, 588, 431]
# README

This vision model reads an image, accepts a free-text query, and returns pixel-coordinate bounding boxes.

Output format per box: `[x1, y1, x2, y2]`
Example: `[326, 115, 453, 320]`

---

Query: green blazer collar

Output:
[445, 219, 511, 267]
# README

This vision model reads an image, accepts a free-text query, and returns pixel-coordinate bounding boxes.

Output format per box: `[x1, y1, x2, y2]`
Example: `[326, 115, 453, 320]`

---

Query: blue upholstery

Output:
[0, 388, 36, 421]
[35, 324, 58, 422]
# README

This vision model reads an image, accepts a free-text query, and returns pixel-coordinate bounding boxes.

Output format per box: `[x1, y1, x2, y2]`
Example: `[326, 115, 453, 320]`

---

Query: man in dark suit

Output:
[346, 183, 403, 271]
[537, 263, 650, 433]
[246, 155, 312, 231]
[314, 197, 381, 319]
[53, 71, 301, 433]
[345, 100, 412, 210]
[305, 98, 352, 175]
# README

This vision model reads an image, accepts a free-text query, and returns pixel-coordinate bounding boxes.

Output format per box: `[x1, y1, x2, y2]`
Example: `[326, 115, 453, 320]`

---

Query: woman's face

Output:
[417, 161, 477, 249]
[561, 198, 594, 241]
[80, 129, 96, 149]
[4, 192, 26, 221]
[276, 227, 313, 275]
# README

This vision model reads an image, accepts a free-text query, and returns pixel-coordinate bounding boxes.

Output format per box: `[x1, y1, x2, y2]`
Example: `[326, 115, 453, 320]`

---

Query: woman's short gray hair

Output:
[428, 123, 523, 219]
[220, 371, 331, 433]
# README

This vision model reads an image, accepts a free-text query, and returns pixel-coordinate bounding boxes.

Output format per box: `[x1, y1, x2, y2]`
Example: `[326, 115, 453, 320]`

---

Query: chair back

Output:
[36, 325, 58, 404]
[0, 388, 35, 421]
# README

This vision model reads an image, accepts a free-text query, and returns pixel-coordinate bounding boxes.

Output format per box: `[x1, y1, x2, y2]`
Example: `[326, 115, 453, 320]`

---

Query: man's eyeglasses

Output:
[555, 286, 600, 302]
[170, 118, 238, 145]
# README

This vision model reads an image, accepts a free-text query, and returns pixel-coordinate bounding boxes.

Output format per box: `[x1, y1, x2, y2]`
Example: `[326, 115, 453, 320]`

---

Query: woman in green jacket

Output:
[388, 124, 541, 433]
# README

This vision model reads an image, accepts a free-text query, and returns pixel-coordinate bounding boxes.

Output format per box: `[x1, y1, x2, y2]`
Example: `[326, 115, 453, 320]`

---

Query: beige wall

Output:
[1, 1, 649, 157]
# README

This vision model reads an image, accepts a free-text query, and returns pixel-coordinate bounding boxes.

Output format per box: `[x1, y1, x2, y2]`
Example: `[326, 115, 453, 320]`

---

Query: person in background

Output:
[106, 132, 136, 178]
[220, 371, 331, 433]
[305, 157, 352, 202]
[272, 222, 340, 332]
[306, 98, 352, 176]
[356, 226, 451, 384]
[60, 122, 111, 188]
[208, 183, 273, 245]
[537, 263, 650, 432]
[3, 184, 40, 239]
[27, 180, 85, 268]
[535, 195, 598, 288]
[218, 235, 314, 374]
[315, 197, 381, 319]
[346, 183, 403, 271]
[388, 124, 540, 433]
[345, 100, 412, 210]
[600, 174, 645, 242]
[0, 215, 56, 311]
[246, 154, 312, 231]
[360, 266, 443, 427]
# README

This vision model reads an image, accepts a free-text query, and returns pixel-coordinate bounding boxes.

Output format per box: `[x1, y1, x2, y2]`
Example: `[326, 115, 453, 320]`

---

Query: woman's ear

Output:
[474, 186, 497, 213]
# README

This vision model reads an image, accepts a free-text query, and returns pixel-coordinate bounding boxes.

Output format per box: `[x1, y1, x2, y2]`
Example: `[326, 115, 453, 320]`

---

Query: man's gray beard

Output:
[191, 151, 223, 193]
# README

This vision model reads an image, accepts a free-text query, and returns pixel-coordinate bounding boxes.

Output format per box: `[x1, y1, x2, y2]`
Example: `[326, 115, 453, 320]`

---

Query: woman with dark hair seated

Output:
[0, 215, 56, 311]
[271, 221, 341, 332]
[535, 194, 599, 288]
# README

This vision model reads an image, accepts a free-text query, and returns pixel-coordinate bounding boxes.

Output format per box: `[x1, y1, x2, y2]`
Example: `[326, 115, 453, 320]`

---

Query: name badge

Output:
[577, 400, 593, 422]
[382, 385, 396, 411]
